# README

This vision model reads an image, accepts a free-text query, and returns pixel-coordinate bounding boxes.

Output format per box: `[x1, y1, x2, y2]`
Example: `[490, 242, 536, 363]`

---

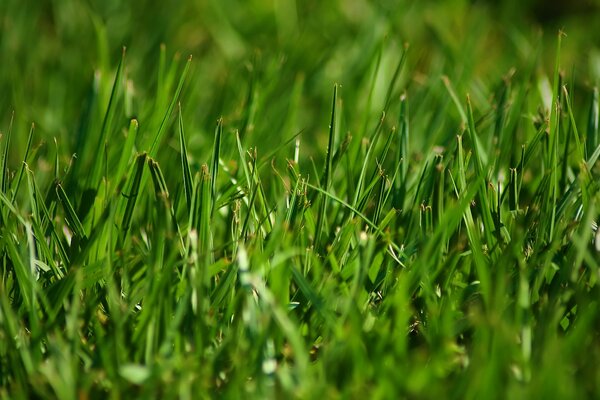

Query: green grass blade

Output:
[89, 47, 126, 188]
[587, 87, 599, 158]
[121, 152, 147, 236]
[546, 31, 564, 241]
[0, 191, 27, 226]
[562, 85, 591, 207]
[466, 95, 497, 250]
[114, 118, 139, 190]
[11, 122, 34, 203]
[211, 117, 222, 215]
[149, 55, 192, 157]
[191, 165, 213, 264]
[307, 182, 404, 263]
[383, 44, 408, 113]
[25, 167, 70, 266]
[394, 94, 410, 210]
[314, 84, 337, 249]
[4, 232, 34, 310]
[56, 183, 87, 241]
[0, 111, 13, 195]
[178, 105, 193, 213]
[147, 157, 185, 253]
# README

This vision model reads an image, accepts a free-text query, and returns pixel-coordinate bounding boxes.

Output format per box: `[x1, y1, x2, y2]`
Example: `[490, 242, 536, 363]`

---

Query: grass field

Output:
[1, 1, 600, 398]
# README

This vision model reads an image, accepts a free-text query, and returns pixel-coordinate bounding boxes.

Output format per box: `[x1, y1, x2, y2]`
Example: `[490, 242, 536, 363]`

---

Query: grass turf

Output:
[1, 1, 600, 398]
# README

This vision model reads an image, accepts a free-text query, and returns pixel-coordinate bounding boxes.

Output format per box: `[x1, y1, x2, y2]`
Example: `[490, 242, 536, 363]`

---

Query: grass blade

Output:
[0, 111, 13, 195]
[466, 95, 497, 250]
[114, 118, 139, 191]
[314, 84, 337, 249]
[178, 105, 193, 213]
[587, 87, 599, 158]
[121, 152, 147, 236]
[149, 55, 192, 157]
[11, 122, 34, 203]
[211, 117, 222, 215]
[191, 165, 213, 264]
[56, 183, 87, 241]
[89, 47, 126, 188]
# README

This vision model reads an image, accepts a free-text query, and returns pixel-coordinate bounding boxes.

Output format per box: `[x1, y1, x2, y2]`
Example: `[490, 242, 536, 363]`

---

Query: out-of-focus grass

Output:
[1, 0, 600, 398]
[2, 1, 599, 156]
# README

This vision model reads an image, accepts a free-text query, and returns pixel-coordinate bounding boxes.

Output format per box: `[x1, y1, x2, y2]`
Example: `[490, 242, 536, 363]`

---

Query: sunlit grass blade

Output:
[314, 84, 337, 249]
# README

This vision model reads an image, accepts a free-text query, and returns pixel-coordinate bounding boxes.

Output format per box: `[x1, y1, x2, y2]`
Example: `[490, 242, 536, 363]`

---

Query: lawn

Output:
[1, 0, 600, 398]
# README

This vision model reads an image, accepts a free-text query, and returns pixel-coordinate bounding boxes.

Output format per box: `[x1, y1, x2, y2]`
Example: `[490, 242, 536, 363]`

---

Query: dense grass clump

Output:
[1, 1, 600, 398]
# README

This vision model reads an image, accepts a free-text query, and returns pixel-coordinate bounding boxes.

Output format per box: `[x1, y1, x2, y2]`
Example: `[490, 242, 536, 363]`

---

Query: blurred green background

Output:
[1, 0, 600, 160]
